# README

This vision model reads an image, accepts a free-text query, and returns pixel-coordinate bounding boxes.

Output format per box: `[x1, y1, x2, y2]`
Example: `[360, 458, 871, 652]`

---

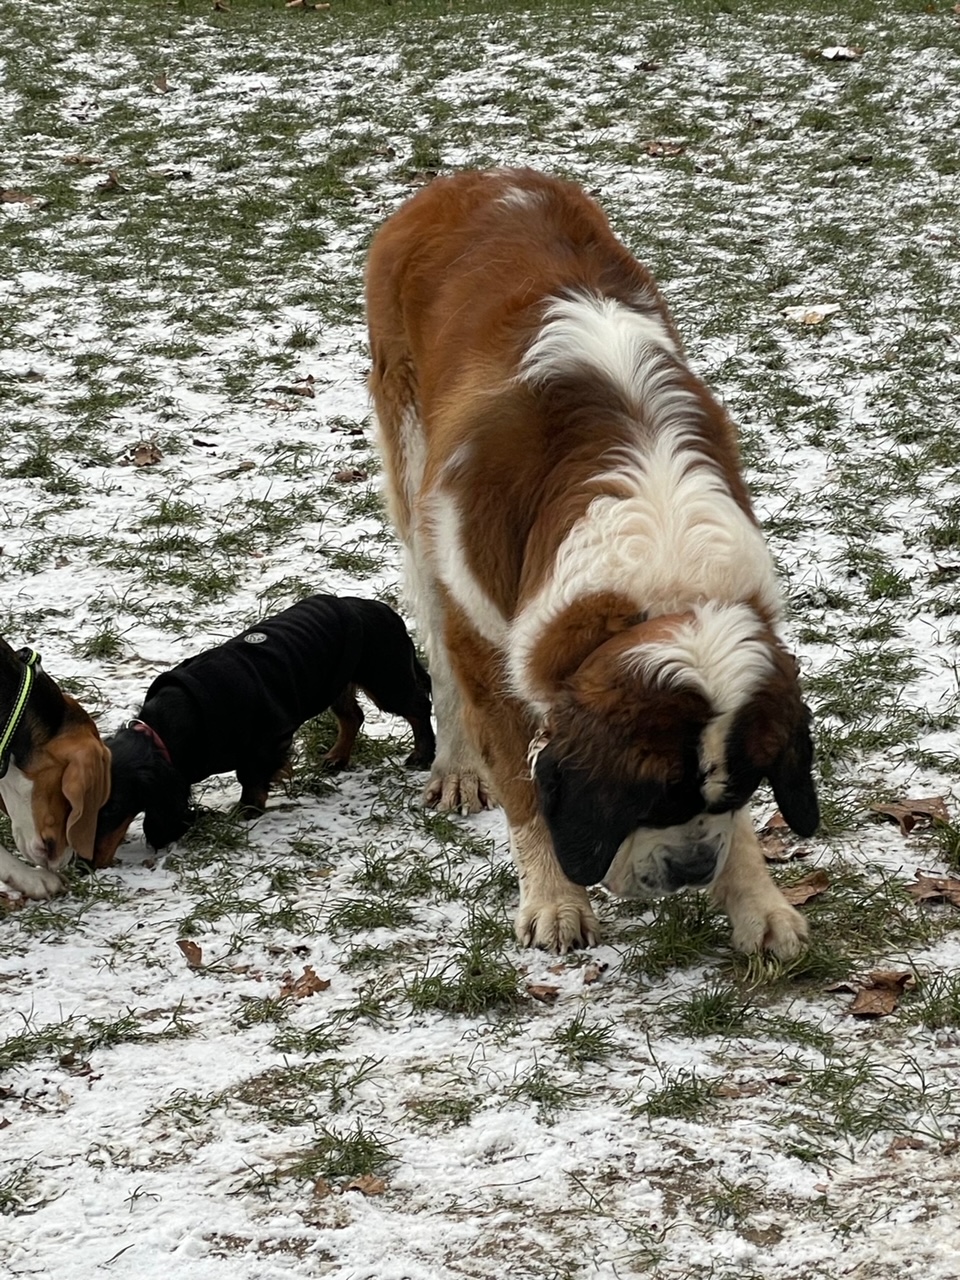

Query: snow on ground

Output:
[2, 3, 960, 1277]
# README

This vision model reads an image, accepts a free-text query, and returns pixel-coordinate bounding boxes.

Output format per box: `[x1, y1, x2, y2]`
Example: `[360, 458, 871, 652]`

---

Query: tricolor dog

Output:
[0, 638, 111, 899]
[93, 594, 435, 867]
[366, 167, 818, 955]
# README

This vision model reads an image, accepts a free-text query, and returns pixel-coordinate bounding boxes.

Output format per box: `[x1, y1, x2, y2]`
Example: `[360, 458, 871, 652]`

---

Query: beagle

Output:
[0, 638, 111, 899]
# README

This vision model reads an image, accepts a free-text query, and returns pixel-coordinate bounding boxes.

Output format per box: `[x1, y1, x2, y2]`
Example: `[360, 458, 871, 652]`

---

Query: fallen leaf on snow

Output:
[120, 441, 162, 468]
[271, 383, 315, 398]
[62, 154, 103, 166]
[343, 1175, 388, 1196]
[582, 961, 608, 985]
[1, 189, 35, 204]
[780, 869, 830, 905]
[97, 170, 123, 192]
[885, 1135, 927, 1155]
[716, 1080, 766, 1098]
[906, 871, 960, 908]
[177, 939, 203, 968]
[333, 467, 368, 483]
[781, 303, 841, 324]
[154, 72, 170, 93]
[312, 1178, 333, 1198]
[525, 983, 560, 1003]
[870, 795, 950, 836]
[827, 970, 914, 1017]
[645, 140, 685, 157]
[279, 965, 330, 999]
[214, 460, 256, 478]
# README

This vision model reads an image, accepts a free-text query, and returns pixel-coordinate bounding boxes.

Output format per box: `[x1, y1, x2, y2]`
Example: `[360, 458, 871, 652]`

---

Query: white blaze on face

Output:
[0, 762, 47, 866]
[603, 811, 734, 898]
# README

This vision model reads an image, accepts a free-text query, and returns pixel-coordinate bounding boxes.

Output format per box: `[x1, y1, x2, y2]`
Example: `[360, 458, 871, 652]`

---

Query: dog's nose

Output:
[663, 839, 721, 890]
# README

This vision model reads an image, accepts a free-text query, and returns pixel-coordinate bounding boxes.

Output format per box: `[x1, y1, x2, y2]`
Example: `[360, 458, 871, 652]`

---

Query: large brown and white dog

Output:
[0, 639, 111, 899]
[365, 168, 818, 955]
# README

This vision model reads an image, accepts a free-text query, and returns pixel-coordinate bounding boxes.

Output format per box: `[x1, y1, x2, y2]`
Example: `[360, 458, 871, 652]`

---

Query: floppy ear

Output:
[63, 740, 113, 861]
[767, 705, 819, 838]
[142, 763, 194, 850]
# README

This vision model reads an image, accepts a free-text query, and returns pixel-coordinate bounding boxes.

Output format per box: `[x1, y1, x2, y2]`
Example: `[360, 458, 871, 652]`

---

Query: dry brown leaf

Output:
[154, 72, 170, 93]
[131, 442, 162, 467]
[781, 303, 841, 324]
[343, 1175, 388, 1196]
[177, 939, 203, 968]
[716, 1080, 766, 1098]
[645, 140, 685, 157]
[62, 154, 103, 166]
[525, 983, 560, 1004]
[885, 1136, 927, 1155]
[97, 170, 122, 192]
[333, 467, 368, 483]
[279, 965, 330, 1000]
[827, 970, 914, 1018]
[906, 871, 960, 908]
[312, 1178, 333, 1199]
[582, 961, 608, 985]
[272, 383, 315, 398]
[870, 795, 950, 837]
[780, 869, 830, 905]
[0, 189, 35, 204]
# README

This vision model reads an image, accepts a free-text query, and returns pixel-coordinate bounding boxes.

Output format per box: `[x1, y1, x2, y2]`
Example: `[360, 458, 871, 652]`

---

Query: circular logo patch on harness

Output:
[244, 632, 268, 644]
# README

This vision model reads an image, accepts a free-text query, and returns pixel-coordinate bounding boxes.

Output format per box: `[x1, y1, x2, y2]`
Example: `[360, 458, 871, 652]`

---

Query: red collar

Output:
[130, 718, 172, 765]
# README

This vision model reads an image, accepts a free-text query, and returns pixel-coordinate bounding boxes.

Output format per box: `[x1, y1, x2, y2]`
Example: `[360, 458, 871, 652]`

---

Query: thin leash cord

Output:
[0, 648, 41, 779]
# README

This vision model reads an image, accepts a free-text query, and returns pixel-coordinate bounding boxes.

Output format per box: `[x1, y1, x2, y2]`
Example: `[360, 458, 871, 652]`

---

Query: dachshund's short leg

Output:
[236, 737, 292, 815]
[323, 686, 364, 771]
[356, 663, 436, 770]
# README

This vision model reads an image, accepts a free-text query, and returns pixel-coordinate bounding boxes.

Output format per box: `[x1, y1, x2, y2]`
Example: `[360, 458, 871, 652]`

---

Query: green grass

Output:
[3, 0, 960, 1273]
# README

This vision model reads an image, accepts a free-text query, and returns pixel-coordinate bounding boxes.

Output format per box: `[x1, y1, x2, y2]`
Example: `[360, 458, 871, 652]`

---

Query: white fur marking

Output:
[509, 428, 781, 706]
[520, 291, 678, 401]
[497, 186, 543, 211]
[0, 763, 45, 865]
[423, 489, 509, 648]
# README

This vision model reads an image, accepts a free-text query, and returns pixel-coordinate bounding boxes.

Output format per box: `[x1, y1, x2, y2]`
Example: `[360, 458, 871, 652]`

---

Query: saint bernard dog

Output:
[365, 167, 819, 955]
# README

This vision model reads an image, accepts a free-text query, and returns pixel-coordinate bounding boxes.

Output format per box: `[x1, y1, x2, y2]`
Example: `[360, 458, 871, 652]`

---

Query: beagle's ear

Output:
[63, 739, 112, 861]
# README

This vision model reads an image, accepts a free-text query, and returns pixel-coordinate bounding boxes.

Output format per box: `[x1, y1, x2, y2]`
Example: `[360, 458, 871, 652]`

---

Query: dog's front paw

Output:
[728, 896, 809, 960]
[515, 893, 600, 953]
[422, 770, 495, 815]
[1, 862, 65, 901]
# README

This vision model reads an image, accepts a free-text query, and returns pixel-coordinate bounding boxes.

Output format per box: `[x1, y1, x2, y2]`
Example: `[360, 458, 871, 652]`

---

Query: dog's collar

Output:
[0, 648, 41, 780]
[130, 718, 172, 765]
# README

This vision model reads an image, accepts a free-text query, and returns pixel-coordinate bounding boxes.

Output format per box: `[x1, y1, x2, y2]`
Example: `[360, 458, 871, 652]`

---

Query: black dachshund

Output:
[93, 595, 434, 865]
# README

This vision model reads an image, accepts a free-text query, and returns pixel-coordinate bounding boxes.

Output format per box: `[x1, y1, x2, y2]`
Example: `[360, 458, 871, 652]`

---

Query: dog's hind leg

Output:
[323, 686, 364, 771]
[408, 556, 492, 811]
[356, 651, 436, 771]
[368, 321, 490, 811]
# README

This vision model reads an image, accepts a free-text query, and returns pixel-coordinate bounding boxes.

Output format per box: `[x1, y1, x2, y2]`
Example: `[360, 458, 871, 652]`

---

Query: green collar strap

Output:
[0, 648, 41, 780]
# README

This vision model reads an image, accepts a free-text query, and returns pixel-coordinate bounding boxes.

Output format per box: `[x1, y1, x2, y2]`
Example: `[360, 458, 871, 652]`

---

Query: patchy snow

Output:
[2, 3, 960, 1278]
